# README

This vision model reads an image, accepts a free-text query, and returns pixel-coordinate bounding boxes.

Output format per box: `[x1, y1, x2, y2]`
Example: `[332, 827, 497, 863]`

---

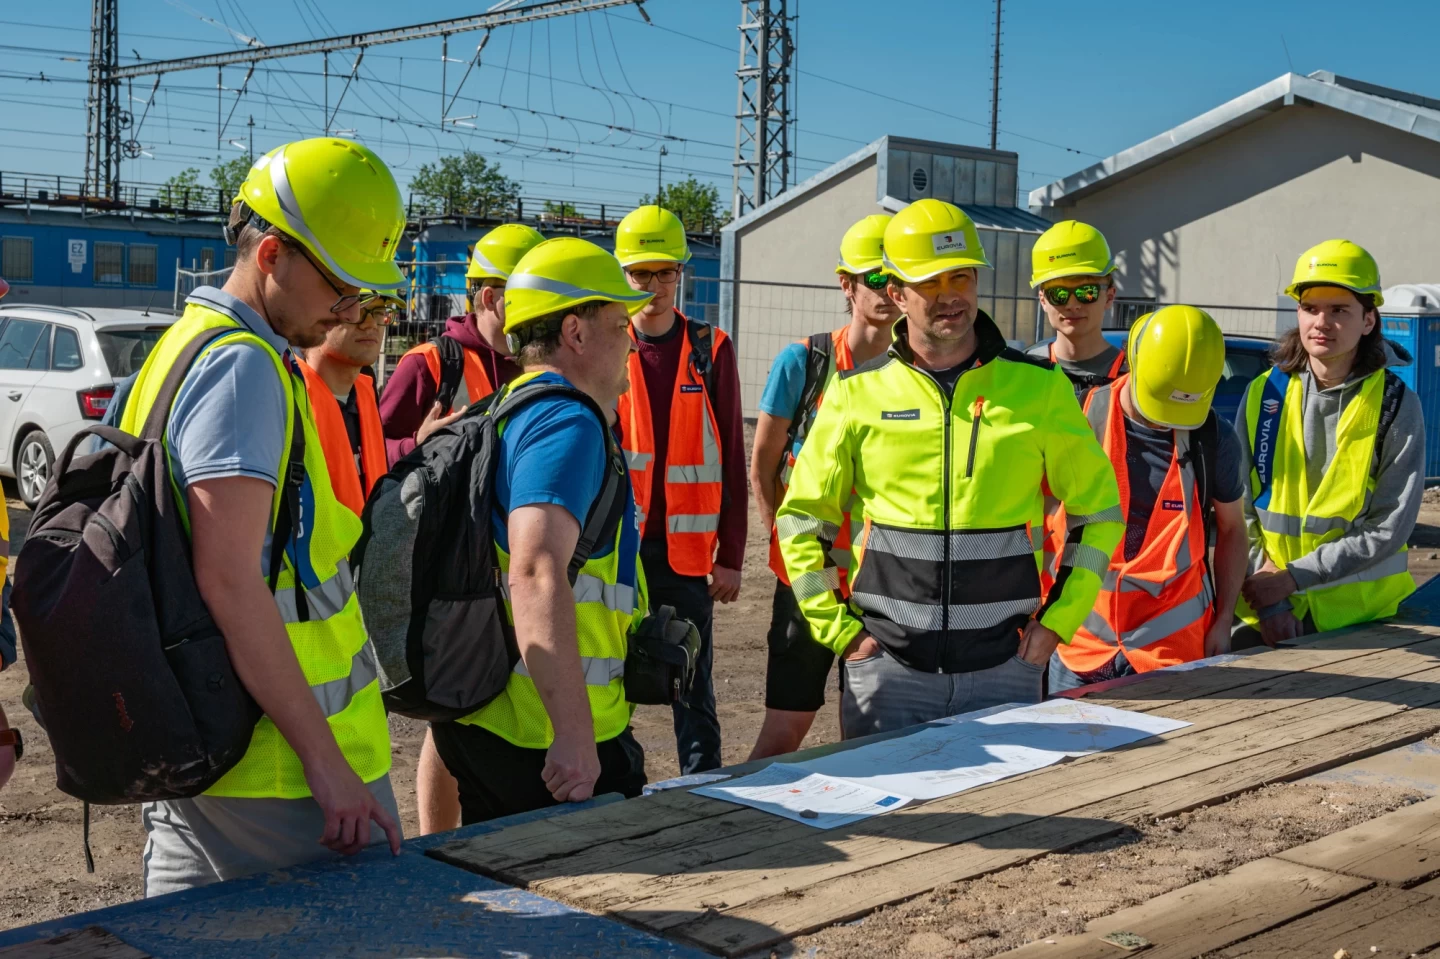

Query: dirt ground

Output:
[782, 780, 1424, 959]
[3, 446, 1440, 934]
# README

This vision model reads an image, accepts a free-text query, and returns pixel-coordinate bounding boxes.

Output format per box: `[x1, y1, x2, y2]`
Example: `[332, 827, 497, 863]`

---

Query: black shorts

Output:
[764, 579, 837, 712]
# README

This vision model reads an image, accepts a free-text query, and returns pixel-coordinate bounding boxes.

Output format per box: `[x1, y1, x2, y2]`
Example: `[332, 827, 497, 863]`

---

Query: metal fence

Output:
[173, 264, 234, 312]
[1105, 299, 1291, 341]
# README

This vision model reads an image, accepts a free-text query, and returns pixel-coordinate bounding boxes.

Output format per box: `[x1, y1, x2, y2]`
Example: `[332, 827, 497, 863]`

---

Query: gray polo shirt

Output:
[164, 287, 290, 577]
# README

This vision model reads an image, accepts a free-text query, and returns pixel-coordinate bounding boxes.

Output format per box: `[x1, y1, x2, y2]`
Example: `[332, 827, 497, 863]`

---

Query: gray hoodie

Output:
[1234, 362, 1425, 607]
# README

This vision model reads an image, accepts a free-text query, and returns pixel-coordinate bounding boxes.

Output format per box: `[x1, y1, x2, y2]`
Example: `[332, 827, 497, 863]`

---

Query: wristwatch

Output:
[0, 728, 22, 761]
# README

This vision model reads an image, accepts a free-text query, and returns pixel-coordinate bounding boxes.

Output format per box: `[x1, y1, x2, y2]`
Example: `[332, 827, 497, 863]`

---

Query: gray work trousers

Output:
[141, 774, 401, 898]
[840, 647, 1046, 739]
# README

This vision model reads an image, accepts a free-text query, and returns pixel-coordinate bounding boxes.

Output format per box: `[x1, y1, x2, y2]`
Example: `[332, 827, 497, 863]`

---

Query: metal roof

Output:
[1030, 71, 1440, 211]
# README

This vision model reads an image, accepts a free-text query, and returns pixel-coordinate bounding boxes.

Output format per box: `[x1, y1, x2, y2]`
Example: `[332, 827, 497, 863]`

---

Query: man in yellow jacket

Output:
[778, 200, 1123, 737]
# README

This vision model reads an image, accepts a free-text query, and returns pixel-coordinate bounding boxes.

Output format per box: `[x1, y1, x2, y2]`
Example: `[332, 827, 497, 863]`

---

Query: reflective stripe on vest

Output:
[297, 362, 387, 516]
[768, 327, 857, 594]
[118, 299, 390, 799]
[1058, 377, 1211, 675]
[409, 336, 496, 414]
[1239, 368, 1414, 631]
[618, 311, 727, 576]
[467, 371, 643, 749]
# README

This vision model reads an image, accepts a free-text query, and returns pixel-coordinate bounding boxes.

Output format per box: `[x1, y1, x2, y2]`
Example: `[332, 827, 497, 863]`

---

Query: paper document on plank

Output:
[792, 699, 1192, 801]
[692, 762, 912, 829]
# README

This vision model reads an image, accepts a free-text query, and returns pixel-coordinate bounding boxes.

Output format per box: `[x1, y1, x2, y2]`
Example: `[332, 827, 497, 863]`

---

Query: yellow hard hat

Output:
[234, 138, 406, 289]
[1284, 239, 1384, 307]
[467, 223, 546, 281]
[836, 214, 893, 275]
[1030, 220, 1115, 288]
[503, 237, 654, 334]
[1126, 305, 1225, 429]
[881, 199, 991, 283]
[614, 205, 691, 267]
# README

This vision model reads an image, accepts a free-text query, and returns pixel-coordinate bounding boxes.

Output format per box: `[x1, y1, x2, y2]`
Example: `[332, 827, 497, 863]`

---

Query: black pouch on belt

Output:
[624, 604, 702, 705]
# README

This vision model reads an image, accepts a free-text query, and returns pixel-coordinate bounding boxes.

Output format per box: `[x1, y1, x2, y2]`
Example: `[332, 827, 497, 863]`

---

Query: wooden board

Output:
[0, 928, 151, 959]
[429, 625, 1440, 877]
[992, 858, 1370, 959]
[1276, 794, 1440, 886]
[1212, 886, 1440, 958]
[428, 623, 1440, 957]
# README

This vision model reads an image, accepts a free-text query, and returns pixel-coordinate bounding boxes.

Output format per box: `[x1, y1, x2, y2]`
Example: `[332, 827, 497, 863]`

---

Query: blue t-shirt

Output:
[492, 373, 635, 569]
[759, 342, 810, 458]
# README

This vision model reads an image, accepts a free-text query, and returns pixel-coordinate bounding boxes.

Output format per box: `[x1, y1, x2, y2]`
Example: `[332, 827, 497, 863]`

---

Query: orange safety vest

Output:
[1052, 375, 1212, 675]
[1039, 344, 1127, 596]
[617, 312, 727, 577]
[403, 336, 496, 413]
[767, 327, 857, 595]
[297, 360, 387, 518]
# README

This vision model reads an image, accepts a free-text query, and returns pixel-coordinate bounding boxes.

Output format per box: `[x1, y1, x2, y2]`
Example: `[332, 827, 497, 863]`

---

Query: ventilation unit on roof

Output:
[912, 168, 929, 194]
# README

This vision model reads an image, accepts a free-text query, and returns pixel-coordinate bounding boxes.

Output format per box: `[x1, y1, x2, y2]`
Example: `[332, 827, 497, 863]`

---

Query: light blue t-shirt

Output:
[108, 287, 290, 576]
[492, 373, 637, 579]
[759, 342, 810, 458]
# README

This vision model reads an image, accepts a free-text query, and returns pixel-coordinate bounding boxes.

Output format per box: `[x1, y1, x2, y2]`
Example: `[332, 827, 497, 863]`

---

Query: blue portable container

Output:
[1380, 284, 1440, 478]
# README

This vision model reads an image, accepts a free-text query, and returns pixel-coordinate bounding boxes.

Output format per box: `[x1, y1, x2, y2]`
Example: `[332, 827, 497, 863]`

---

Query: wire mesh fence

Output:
[173, 265, 234, 313]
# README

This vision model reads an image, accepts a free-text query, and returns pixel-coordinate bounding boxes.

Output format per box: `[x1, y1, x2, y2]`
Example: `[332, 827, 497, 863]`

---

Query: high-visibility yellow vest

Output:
[464, 371, 646, 748]
[778, 313, 1124, 672]
[120, 300, 390, 798]
[1238, 366, 1414, 631]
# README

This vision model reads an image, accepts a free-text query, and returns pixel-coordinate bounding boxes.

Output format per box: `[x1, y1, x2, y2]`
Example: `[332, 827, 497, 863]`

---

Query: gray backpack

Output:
[354, 379, 625, 721]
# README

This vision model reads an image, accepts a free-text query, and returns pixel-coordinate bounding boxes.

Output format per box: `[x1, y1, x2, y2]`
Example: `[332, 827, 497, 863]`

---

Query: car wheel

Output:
[17, 429, 54, 509]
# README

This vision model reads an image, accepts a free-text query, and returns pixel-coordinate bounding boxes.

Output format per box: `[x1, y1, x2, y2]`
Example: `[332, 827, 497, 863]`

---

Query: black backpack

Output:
[354, 379, 626, 722]
[12, 327, 306, 807]
[434, 334, 467, 412]
[782, 331, 837, 470]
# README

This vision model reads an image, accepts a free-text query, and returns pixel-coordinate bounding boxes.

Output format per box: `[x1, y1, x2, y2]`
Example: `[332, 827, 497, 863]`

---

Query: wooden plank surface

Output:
[489, 645, 1440, 904]
[0, 928, 151, 959]
[429, 625, 1440, 876]
[666, 702, 1440, 956]
[1276, 794, 1440, 885]
[430, 623, 1440, 957]
[992, 858, 1370, 959]
[1212, 886, 1440, 957]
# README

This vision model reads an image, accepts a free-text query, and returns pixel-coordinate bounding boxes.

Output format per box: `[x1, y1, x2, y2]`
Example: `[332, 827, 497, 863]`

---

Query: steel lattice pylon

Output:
[85, 0, 124, 201]
[731, 0, 793, 219]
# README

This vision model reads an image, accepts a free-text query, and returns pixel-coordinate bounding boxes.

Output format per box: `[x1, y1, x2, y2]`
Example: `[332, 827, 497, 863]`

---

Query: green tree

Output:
[409, 151, 519, 216]
[210, 154, 254, 206]
[160, 167, 202, 209]
[638, 176, 730, 233]
[543, 200, 580, 217]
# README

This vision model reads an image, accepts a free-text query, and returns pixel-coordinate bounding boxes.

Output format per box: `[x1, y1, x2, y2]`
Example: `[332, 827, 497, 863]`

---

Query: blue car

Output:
[1031, 332, 1273, 424]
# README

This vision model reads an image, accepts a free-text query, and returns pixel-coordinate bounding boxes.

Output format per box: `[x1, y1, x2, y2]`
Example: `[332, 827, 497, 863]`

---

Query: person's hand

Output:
[304, 751, 402, 857]
[708, 565, 742, 603]
[1203, 618, 1232, 658]
[841, 632, 881, 663]
[415, 401, 467, 446]
[1258, 610, 1302, 648]
[1017, 619, 1062, 666]
[542, 733, 602, 803]
[1242, 569, 1298, 610]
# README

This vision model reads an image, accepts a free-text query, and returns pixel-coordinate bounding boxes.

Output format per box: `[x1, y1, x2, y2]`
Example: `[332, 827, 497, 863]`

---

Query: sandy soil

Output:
[779, 780, 1424, 959]
[3, 443, 1439, 935]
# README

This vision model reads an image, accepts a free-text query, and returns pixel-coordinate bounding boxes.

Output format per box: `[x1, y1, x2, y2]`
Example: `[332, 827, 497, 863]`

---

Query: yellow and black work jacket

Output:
[777, 313, 1124, 673]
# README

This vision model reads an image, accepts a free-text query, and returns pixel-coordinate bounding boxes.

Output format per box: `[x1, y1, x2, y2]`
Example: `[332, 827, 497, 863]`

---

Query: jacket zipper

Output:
[966, 396, 985, 479]
[911, 368, 952, 672]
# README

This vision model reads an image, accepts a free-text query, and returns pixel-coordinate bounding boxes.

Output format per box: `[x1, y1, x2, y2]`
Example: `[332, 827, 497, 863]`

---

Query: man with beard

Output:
[778, 199, 1122, 737]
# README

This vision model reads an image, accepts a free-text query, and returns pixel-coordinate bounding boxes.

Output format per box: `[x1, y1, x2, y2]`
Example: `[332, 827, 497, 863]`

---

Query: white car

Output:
[0, 304, 174, 507]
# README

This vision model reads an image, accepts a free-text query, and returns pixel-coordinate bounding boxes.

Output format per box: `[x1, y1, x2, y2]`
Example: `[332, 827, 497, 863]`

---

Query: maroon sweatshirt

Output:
[635, 311, 747, 572]
[378, 314, 521, 466]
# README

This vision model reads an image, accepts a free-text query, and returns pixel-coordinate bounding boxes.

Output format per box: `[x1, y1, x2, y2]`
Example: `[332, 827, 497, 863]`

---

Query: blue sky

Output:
[3, 0, 1438, 212]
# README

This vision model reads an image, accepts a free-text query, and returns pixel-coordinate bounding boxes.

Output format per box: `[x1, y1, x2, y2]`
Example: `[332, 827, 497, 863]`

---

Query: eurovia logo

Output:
[1262, 398, 1281, 415]
[932, 231, 968, 255]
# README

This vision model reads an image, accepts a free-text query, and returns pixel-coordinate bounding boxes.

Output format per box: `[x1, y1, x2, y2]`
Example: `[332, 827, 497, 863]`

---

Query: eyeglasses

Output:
[861, 271, 889, 291]
[292, 241, 364, 315]
[626, 267, 680, 285]
[351, 294, 403, 327]
[1043, 283, 1104, 307]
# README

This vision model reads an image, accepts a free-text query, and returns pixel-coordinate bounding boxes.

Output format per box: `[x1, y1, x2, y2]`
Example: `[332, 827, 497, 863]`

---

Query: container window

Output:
[129, 244, 158, 286]
[94, 242, 125, 284]
[1, 237, 34, 283]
